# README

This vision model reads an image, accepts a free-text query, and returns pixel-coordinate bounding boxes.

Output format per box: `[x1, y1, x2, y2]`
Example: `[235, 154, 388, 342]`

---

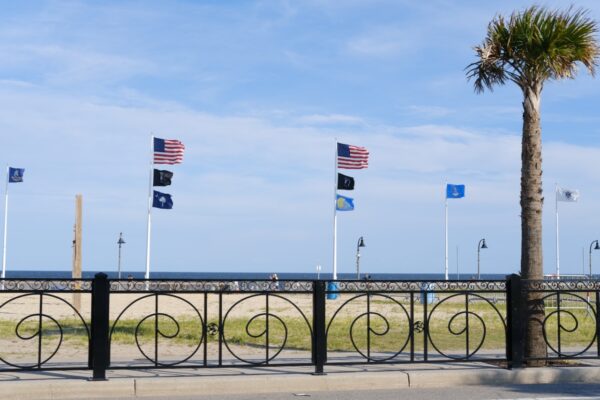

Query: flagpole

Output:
[444, 183, 448, 281]
[555, 183, 560, 278]
[145, 135, 154, 280]
[1, 166, 8, 280]
[332, 138, 338, 281]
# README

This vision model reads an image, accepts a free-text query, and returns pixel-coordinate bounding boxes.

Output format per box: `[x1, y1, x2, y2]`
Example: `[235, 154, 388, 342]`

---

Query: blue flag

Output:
[153, 190, 173, 209]
[8, 168, 25, 183]
[446, 184, 465, 199]
[336, 194, 354, 211]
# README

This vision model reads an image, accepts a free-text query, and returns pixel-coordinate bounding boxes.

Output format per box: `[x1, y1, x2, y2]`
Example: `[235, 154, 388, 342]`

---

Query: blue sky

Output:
[1, 0, 600, 277]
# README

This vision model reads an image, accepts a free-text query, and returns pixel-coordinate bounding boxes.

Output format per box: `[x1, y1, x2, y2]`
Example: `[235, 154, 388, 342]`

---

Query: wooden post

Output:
[73, 194, 82, 312]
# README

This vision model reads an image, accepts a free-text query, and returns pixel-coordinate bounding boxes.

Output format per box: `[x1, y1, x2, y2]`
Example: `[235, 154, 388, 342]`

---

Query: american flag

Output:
[154, 137, 185, 164]
[337, 143, 369, 169]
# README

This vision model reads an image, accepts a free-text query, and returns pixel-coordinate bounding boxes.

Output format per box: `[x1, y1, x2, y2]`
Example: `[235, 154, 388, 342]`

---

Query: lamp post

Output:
[316, 264, 321, 280]
[117, 232, 125, 279]
[589, 240, 600, 279]
[477, 238, 487, 280]
[356, 236, 365, 280]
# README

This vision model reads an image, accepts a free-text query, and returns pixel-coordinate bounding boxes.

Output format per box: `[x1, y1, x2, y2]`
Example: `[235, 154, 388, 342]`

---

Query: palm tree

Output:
[466, 6, 598, 364]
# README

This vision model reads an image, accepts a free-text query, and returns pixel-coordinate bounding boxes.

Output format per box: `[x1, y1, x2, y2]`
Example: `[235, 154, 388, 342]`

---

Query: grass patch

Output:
[0, 298, 595, 355]
[0, 317, 89, 346]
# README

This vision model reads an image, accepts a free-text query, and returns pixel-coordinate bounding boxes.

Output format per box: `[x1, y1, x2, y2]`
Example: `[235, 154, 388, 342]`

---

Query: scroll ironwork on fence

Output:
[0, 274, 598, 378]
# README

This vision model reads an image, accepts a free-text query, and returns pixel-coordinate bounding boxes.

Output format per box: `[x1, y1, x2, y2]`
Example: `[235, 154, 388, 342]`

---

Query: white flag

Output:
[557, 187, 580, 202]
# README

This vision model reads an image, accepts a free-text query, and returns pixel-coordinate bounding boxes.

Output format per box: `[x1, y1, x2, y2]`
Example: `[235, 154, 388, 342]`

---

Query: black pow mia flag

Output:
[337, 173, 355, 190]
[153, 169, 173, 186]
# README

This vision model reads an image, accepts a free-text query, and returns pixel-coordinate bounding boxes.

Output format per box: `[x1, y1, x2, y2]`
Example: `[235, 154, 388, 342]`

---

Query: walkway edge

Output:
[407, 367, 600, 388]
[1, 367, 600, 399]
[134, 372, 410, 397]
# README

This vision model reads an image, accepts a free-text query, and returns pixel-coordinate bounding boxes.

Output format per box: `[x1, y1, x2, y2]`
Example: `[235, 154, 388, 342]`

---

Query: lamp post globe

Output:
[356, 237, 366, 280]
[589, 240, 599, 279]
[477, 238, 487, 280]
[117, 232, 126, 280]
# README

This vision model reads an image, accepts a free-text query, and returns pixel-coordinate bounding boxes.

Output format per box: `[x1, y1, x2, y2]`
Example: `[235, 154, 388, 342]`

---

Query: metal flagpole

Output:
[332, 138, 338, 280]
[456, 246, 459, 280]
[555, 183, 560, 278]
[444, 184, 449, 280]
[145, 135, 154, 280]
[1, 166, 8, 280]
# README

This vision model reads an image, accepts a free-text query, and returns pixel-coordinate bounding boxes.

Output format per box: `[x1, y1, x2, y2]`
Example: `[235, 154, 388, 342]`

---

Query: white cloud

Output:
[0, 79, 36, 88]
[346, 27, 414, 57]
[297, 113, 365, 126]
[0, 44, 155, 85]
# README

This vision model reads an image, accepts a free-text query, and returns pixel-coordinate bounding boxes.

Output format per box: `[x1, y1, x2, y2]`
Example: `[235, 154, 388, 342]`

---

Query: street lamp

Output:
[356, 236, 366, 280]
[477, 238, 487, 280]
[589, 240, 600, 279]
[117, 232, 126, 279]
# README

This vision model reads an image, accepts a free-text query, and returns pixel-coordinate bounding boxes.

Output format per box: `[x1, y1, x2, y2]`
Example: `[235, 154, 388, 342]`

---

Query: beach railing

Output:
[0, 274, 599, 378]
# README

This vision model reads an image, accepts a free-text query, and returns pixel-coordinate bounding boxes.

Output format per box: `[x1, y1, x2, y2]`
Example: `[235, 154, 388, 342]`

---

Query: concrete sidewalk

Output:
[2, 362, 600, 400]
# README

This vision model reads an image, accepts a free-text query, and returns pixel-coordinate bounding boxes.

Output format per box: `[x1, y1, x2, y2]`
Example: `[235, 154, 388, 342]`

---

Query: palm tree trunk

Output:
[520, 85, 547, 365]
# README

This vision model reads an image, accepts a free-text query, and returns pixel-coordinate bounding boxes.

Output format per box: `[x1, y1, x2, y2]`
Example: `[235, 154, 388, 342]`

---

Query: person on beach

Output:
[270, 273, 279, 290]
[127, 274, 134, 289]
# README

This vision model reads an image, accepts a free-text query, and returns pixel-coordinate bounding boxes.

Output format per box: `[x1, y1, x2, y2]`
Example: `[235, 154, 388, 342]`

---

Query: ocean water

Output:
[3, 270, 510, 280]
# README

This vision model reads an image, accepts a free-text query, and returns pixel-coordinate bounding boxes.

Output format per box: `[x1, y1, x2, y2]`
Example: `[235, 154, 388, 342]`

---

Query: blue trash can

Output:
[420, 283, 435, 304]
[327, 281, 339, 300]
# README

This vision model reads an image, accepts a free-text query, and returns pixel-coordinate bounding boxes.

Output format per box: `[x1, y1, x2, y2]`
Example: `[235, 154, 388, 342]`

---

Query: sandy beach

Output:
[0, 290, 430, 321]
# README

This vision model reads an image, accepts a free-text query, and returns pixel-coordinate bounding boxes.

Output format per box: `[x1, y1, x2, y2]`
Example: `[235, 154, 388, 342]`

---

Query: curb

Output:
[1, 379, 135, 400]
[1, 367, 599, 399]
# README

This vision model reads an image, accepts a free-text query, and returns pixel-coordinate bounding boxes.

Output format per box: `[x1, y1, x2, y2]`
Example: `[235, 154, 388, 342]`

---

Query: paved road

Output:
[89, 384, 600, 400]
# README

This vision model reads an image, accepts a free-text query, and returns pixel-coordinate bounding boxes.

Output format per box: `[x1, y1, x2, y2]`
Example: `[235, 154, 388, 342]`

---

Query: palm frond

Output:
[465, 43, 506, 93]
[466, 6, 599, 92]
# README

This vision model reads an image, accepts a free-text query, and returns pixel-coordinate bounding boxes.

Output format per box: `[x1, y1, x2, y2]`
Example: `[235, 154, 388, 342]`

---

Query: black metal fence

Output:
[0, 274, 599, 379]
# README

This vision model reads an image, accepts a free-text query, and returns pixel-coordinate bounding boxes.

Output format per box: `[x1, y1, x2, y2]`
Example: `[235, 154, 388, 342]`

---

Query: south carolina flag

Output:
[153, 191, 174, 209]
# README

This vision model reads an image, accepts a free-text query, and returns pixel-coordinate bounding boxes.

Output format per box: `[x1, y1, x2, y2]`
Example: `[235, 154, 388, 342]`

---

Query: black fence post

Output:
[312, 280, 327, 375]
[89, 272, 110, 380]
[506, 273, 524, 369]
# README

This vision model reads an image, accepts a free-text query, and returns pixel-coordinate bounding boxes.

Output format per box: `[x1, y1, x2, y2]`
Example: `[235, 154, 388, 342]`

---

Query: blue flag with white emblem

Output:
[446, 184, 465, 199]
[8, 167, 25, 183]
[153, 190, 173, 209]
[336, 194, 354, 211]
